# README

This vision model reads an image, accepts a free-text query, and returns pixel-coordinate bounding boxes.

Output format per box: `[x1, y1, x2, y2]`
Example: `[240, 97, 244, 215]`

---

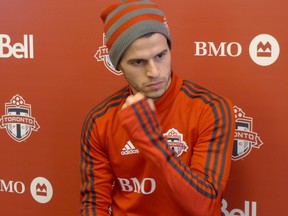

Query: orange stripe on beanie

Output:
[100, 0, 171, 68]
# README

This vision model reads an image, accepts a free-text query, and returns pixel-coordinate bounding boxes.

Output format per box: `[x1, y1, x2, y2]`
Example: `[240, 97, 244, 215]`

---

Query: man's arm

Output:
[80, 117, 114, 216]
[119, 93, 235, 215]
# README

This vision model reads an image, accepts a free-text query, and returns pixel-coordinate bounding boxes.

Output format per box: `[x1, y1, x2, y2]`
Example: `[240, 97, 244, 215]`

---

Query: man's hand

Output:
[122, 92, 155, 111]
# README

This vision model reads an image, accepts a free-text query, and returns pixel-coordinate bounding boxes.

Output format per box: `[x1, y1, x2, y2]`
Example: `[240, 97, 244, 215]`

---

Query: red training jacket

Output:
[80, 72, 235, 216]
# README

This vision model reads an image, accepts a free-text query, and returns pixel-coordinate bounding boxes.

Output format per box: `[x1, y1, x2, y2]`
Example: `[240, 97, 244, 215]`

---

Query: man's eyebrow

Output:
[155, 49, 168, 57]
[126, 48, 169, 63]
[127, 57, 145, 63]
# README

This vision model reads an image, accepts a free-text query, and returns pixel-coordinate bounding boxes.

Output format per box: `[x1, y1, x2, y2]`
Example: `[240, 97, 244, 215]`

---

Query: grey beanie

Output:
[100, 0, 171, 68]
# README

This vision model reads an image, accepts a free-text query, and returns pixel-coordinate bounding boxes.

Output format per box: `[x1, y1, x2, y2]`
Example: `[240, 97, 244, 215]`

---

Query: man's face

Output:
[118, 33, 172, 101]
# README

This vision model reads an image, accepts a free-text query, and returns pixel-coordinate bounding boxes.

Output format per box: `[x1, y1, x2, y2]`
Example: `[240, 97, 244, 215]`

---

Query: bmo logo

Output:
[118, 177, 156, 195]
[0, 179, 25, 194]
[0, 177, 53, 204]
[0, 34, 34, 59]
[30, 177, 53, 204]
[249, 34, 280, 66]
[194, 41, 242, 57]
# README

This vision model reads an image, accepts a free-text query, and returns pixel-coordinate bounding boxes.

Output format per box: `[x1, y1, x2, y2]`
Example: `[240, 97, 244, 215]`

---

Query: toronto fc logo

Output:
[0, 95, 40, 142]
[233, 106, 263, 160]
[163, 128, 188, 157]
[94, 33, 123, 76]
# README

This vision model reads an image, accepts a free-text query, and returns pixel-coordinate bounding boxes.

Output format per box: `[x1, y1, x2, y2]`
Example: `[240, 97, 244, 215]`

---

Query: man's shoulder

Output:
[86, 86, 130, 121]
[180, 80, 232, 105]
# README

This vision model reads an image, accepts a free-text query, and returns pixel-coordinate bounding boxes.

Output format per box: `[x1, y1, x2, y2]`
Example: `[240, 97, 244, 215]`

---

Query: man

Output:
[80, 0, 235, 215]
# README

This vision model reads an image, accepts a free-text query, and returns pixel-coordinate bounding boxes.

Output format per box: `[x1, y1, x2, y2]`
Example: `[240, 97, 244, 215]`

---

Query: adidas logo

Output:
[121, 141, 139, 155]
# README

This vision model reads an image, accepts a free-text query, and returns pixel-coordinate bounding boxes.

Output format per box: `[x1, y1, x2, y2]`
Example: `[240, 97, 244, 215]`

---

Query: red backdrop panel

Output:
[0, 0, 287, 215]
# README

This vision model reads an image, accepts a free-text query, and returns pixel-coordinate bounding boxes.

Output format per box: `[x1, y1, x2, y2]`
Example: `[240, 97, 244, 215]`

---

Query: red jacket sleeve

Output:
[80, 117, 113, 216]
[118, 97, 235, 216]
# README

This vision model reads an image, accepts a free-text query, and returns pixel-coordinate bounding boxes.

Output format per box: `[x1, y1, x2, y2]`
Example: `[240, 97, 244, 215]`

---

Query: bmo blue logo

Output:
[0, 34, 34, 59]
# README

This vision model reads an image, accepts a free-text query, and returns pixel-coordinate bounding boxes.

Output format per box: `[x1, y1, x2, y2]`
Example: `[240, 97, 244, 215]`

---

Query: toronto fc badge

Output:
[163, 128, 188, 157]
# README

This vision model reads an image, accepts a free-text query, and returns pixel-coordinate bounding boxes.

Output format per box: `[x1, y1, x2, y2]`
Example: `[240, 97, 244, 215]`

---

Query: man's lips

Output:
[145, 81, 165, 90]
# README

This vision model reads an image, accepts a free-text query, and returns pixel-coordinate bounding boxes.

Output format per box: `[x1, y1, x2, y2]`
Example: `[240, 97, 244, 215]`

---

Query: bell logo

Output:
[30, 177, 53, 204]
[0, 34, 34, 59]
[249, 34, 280, 66]
[222, 199, 257, 216]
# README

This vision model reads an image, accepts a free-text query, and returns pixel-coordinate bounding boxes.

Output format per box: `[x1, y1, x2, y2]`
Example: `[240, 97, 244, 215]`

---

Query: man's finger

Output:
[122, 92, 155, 111]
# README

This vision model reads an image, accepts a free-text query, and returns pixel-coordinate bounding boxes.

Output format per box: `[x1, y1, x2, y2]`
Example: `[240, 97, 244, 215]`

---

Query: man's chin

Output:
[145, 91, 165, 101]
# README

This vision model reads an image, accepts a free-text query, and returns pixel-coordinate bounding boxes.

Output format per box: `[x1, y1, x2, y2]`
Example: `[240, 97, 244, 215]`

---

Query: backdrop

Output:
[0, 0, 287, 215]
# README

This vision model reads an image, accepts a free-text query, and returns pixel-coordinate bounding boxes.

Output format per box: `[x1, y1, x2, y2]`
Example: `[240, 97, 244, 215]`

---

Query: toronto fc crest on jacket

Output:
[163, 128, 188, 157]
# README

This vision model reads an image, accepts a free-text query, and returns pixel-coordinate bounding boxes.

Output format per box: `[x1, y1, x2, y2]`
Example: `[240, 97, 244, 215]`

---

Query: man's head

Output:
[101, 0, 171, 69]
[118, 32, 172, 100]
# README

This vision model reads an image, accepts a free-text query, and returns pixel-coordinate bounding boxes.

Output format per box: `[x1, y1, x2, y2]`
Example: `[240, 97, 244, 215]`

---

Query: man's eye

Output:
[157, 53, 163, 59]
[156, 52, 166, 60]
[132, 60, 143, 65]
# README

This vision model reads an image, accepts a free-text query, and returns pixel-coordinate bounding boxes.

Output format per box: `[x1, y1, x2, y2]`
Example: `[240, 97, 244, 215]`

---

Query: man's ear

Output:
[116, 63, 121, 71]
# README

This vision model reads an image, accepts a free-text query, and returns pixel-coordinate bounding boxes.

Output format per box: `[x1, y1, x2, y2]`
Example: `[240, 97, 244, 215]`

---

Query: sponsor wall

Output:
[0, 0, 287, 215]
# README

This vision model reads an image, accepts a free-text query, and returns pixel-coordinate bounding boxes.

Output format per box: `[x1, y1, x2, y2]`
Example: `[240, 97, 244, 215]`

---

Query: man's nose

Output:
[145, 60, 159, 77]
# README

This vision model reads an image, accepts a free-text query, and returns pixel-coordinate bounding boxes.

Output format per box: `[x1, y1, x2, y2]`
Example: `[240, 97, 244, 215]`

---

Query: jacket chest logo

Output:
[163, 128, 188, 157]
